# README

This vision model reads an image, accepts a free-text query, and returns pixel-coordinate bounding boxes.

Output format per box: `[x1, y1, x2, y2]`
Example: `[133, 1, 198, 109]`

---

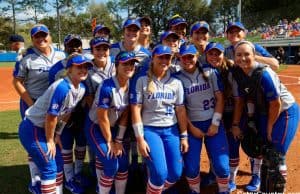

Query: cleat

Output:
[65, 178, 84, 194]
[28, 181, 41, 194]
[245, 174, 260, 192]
[201, 171, 217, 187]
[228, 180, 237, 192]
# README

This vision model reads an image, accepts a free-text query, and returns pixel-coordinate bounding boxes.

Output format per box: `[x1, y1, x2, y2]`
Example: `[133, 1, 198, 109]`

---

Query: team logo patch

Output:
[51, 103, 59, 110]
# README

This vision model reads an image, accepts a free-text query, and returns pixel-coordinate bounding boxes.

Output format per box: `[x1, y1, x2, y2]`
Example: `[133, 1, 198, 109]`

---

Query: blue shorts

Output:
[259, 103, 300, 155]
[84, 117, 129, 178]
[18, 118, 63, 180]
[184, 119, 229, 178]
[143, 125, 183, 186]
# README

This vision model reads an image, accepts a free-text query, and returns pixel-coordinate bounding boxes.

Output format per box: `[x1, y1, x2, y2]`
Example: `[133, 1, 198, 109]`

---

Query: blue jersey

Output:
[13, 46, 66, 99]
[110, 42, 151, 69]
[174, 66, 223, 121]
[249, 63, 295, 112]
[130, 71, 184, 126]
[48, 58, 67, 85]
[225, 43, 273, 60]
[89, 76, 129, 127]
[85, 57, 115, 96]
[25, 77, 86, 128]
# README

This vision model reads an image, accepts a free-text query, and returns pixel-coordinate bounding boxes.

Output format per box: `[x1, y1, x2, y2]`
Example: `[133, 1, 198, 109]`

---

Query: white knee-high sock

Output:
[229, 158, 239, 182]
[252, 158, 262, 177]
[99, 172, 113, 194]
[74, 146, 86, 175]
[62, 149, 73, 182]
[28, 156, 41, 185]
[186, 174, 200, 193]
[56, 171, 63, 194]
[41, 179, 56, 194]
[146, 180, 163, 194]
[115, 171, 128, 194]
[217, 176, 229, 193]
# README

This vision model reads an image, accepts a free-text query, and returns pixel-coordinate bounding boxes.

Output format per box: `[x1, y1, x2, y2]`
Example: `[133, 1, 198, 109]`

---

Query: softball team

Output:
[15, 17, 299, 194]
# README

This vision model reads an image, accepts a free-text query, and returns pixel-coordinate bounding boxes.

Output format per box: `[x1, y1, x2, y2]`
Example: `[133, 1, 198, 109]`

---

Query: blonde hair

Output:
[147, 62, 156, 94]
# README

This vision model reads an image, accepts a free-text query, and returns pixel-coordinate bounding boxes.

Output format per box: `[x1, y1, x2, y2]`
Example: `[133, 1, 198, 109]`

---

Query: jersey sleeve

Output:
[129, 76, 144, 104]
[47, 83, 68, 116]
[211, 69, 224, 92]
[260, 70, 280, 101]
[175, 79, 184, 106]
[97, 84, 112, 109]
[14, 57, 28, 78]
[255, 44, 273, 57]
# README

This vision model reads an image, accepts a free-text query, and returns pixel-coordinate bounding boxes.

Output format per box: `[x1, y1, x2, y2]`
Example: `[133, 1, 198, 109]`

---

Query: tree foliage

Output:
[242, 0, 300, 29]
[114, 0, 211, 42]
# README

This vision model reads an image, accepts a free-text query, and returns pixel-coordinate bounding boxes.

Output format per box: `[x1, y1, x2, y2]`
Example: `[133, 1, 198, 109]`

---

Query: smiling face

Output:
[162, 35, 179, 53]
[171, 23, 187, 39]
[140, 20, 151, 36]
[226, 27, 246, 45]
[191, 28, 209, 47]
[92, 44, 110, 65]
[117, 60, 135, 79]
[68, 63, 89, 84]
[124, 25, 140, 44]
[234, 43, 256, 74]
[206, 49, 224, 67]
[180, 54, 198, 73]
[152, 54, 172, 74]
[32, 32, 51, 51]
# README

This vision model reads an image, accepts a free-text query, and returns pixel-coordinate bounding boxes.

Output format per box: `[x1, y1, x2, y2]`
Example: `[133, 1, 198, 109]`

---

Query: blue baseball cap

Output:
[123, 19, 141, 29]
[160, 31, 180, 42]
[30, 25, 49, 37]
[204, 42, 224, 53]
[64, 34, 82, 45]
[226, 21, 246, 32]
[66, 55, 93, 68]
[179, 44, 198, 56]
[152, 45, 172, 56]
[9, 34, 24, 42]
[115, 51, 139, 64]
[90, 37, 110, 48]
[168, 17, 187, 27]
[93, 24, 111, 36]
[190, 21, 209, 35]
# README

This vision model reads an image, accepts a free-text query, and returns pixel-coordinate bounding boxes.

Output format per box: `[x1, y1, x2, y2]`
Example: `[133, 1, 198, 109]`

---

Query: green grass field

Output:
[0, 110, 28, 194]
[0, 62, 15, 67]
[0, 110, 146, 194]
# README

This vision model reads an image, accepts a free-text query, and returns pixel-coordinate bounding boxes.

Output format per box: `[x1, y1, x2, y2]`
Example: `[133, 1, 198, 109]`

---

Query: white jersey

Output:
[85, 57, 115, 96]
[249, 63, 295, 112]
[25, 77, 86, 128]
[174, 66, 223, 121]
[130, 71, 185, 127]
[110, 42, 151, 69]
[89, 76, 129, 127]
[14, 46, 66, 99]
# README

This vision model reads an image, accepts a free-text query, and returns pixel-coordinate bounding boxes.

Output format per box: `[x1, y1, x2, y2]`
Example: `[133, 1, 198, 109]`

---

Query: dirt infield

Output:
[0, 65, 300, 193]
[0, 67, 19, 111]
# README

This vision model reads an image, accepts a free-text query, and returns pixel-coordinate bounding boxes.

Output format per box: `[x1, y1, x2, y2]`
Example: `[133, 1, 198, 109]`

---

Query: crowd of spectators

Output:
[259, 18, 300, 40]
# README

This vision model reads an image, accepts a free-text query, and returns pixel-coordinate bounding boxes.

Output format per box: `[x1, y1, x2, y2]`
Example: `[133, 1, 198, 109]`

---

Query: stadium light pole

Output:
[237, 0, 241, 22]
